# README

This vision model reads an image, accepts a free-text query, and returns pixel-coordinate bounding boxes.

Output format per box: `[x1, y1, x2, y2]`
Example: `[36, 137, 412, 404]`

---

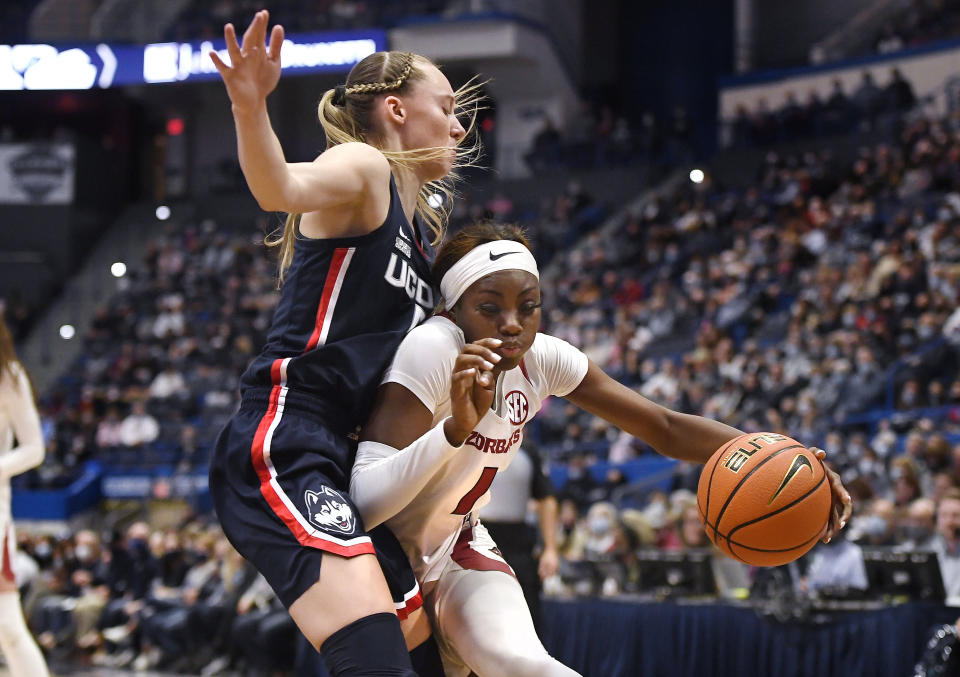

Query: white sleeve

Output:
[530, 333, 589, 398]
[381, 323, 458, 412]
[350, 421, 462, 529]
[0, 364, 45, 478]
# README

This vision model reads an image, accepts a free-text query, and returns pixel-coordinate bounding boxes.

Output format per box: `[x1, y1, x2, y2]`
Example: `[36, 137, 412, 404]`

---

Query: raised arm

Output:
[564, 361, 743, 464]
[210, 11, 390, 221]
[0, 365, 44, 478]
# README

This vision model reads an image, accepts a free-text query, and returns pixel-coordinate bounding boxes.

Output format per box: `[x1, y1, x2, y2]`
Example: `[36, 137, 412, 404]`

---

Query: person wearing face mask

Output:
[0, 314, 50, 676]
[35, 530, 111, 659]
[582, 502, 630, 562]
[899, 498, 937, 551]
[580, 502, 632, 596]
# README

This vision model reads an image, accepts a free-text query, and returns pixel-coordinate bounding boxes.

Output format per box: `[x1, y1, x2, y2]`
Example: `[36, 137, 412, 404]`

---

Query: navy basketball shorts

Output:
[209, 401, 422, 615]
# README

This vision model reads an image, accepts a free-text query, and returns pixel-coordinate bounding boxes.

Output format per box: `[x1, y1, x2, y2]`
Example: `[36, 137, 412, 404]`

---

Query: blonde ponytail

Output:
[272, 51, 486, 282]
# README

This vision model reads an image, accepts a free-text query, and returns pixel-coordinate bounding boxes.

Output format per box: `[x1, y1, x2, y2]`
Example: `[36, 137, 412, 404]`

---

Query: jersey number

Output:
[452, 467, 498, 516]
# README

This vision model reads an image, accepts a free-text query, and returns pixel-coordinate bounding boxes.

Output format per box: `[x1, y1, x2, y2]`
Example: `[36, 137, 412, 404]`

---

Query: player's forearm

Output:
[351, 420, 463, 529]
[568, 364, 741, 465]
[600, 400, 739, 464]
[538, 496, 559, 552]
[0, 440, 44, 478]
[656, 410, 742, 464]
[233, 103, 296, 212]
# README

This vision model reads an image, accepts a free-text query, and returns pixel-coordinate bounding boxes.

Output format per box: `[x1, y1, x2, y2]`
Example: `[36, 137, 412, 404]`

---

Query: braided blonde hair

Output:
[267, 51, 485, 281]
[342, 55, 413, 97]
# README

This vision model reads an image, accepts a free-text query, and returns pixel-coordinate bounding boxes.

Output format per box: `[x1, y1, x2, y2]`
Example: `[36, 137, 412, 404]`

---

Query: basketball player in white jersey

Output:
[0, 315, 50, 677]
[351, 223, 853, 677]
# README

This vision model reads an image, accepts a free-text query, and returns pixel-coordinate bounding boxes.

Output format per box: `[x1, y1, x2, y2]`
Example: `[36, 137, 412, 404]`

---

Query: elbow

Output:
[28, 444, 45, 471]
[254, 195, 285, 213]
[254, 175, 301, 213]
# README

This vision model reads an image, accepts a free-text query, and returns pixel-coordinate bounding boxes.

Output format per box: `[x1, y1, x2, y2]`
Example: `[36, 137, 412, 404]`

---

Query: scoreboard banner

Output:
[0, 142, 75, 204]
[0, 29, 386, 91]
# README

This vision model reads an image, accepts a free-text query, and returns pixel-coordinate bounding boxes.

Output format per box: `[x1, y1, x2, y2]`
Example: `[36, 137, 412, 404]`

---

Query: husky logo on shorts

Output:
[305, 486, 356, 534]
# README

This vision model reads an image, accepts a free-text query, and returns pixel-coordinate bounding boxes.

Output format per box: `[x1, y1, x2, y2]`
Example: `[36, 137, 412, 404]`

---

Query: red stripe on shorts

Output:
[396, 589, 423, 620]
[250, 359, 374, 557]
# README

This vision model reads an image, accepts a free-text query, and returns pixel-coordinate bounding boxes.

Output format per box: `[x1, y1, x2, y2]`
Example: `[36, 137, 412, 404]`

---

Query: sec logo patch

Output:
[505, 390, 529, 425]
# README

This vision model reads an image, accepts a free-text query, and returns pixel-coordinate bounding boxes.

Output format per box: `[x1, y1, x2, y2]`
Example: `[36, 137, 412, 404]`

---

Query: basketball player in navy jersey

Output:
[207, 10, 480, 676]
[350, 223, 855, 677]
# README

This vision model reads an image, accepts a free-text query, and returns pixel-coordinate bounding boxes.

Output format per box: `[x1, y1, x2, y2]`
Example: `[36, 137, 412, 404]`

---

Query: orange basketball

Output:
[697, 432, 831, 567]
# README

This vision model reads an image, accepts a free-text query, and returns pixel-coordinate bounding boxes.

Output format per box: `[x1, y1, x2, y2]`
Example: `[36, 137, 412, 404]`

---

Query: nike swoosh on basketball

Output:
[489, 251, 520, 261]
[768, 453, 814, 504]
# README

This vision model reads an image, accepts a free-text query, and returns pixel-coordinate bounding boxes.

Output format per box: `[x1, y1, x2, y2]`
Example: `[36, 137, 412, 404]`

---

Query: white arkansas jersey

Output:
[381, 315, 587, 582]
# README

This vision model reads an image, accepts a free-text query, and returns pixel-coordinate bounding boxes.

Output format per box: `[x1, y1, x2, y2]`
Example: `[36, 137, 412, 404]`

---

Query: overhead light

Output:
[110, 261, 127, 278]
[156, 205, 171, 220]
[59, 324, 75, 340]
[689, 168, 705, 184]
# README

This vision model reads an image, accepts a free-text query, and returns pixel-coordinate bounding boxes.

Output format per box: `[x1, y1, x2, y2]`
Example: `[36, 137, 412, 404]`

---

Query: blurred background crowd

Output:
[3, 0, 960, 673]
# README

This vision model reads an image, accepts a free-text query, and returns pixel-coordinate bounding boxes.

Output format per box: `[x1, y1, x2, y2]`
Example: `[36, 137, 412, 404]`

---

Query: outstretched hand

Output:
[811, 447, 853, 543]
[209, 9, 285, 114]
[444, 339, 502, 446]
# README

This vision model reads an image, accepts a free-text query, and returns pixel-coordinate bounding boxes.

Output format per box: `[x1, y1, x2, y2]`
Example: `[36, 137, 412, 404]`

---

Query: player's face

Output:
[453, 269, 541, 371]
[398, 64, 466, 180]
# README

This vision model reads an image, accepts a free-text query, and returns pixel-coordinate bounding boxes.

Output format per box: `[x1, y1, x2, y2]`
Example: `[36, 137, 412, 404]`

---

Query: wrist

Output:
[232, 101, 268, 120]
[443, 418, 471, 447]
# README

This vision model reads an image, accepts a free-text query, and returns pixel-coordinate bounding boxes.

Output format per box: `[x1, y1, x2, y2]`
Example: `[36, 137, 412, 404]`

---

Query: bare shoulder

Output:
[316, 142, 391, 186]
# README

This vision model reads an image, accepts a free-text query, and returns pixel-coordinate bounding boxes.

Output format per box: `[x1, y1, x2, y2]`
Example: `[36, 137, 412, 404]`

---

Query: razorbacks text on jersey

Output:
[375, 315, 587, 583]
[240, 175, 437, 475]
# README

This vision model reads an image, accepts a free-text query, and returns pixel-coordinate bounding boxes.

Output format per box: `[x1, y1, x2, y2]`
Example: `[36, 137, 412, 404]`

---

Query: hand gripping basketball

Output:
[697, 432, 850, 567]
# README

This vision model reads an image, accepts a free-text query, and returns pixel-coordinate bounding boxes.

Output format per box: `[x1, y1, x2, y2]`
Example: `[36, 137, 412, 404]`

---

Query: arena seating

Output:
[10, 102, 959, 671]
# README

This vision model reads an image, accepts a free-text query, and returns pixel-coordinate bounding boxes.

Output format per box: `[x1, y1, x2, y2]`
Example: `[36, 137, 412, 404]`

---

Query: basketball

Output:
[697, 432, 832, 567]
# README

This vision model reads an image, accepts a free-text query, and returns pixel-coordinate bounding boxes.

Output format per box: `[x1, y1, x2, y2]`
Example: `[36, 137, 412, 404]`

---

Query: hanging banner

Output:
[0, 29, 385, 91]
[0, 143, 75, 204]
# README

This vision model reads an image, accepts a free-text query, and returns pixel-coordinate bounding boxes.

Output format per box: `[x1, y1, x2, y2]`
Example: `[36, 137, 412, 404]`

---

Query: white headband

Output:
[440, 240, 540, 307]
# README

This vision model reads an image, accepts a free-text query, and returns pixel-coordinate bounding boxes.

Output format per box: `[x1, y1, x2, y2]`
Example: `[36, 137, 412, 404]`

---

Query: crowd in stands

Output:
[545, 482, 960, 604]
[874, 0, 960, 55]
[12, 114, 960, 535]
[20, 218, 280, 489]
[3, 44, 960, 670]
[538, 110, 960, 465]
[524, 104, 694, 173]
[13, 517, 298, 674]
[725, 68, 917, 149]
[514, 109, 960, 604]
[9, 475, 960, 673]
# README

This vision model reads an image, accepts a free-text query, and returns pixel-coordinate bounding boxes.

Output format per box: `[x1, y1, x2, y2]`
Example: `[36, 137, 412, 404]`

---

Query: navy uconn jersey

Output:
[241, 175, 437, 447]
